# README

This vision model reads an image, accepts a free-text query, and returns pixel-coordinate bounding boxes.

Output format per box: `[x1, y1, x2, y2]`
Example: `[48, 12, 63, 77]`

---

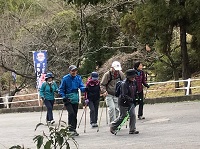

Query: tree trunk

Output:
[180, 19, 191, 94]
[173, 69, 179, 89]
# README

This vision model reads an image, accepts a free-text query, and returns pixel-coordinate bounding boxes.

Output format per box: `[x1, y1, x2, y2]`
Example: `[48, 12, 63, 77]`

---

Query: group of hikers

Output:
[39, 61, 150, 136]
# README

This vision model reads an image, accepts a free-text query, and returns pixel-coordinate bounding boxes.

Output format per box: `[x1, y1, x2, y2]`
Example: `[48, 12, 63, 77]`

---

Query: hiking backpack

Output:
[115, 80, 137, 97]
[115, 80, 124, 97]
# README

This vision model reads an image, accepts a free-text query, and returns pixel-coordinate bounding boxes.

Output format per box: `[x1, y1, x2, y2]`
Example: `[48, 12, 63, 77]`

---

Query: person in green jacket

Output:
[40, 72, 58, 125]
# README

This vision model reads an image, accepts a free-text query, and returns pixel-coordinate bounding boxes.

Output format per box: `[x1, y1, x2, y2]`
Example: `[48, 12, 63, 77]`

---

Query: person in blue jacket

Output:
[59, 65, 85, 136]
[40, 72, 58, 125]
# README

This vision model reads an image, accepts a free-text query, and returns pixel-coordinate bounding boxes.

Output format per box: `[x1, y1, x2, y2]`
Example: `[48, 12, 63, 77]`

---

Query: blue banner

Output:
[33, 51, 47, 89]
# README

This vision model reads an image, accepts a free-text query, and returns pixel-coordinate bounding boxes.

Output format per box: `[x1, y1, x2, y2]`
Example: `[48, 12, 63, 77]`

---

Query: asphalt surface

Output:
[0, 101, 200, 149]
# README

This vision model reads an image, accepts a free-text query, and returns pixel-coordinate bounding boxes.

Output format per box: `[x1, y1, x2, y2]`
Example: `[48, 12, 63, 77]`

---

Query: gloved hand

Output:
[41, 97, 45, 101]
[85, 99, 89, 104]
[63, 98, 70, 104]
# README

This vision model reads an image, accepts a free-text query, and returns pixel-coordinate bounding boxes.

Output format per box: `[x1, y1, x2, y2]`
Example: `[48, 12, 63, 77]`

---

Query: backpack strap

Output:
[43, 81, 56, 96]
[106, 71, 122, 86]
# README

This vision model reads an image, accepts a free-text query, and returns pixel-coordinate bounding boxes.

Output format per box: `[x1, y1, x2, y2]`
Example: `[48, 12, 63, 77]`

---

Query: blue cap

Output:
[45, 72, 54, 80]
[69, 65, 77, 71]
[91, 72, 99, 80]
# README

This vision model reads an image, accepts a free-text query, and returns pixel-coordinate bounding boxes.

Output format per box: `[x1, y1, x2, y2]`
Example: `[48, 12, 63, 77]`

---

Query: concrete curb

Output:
[0, 94, 200, 114]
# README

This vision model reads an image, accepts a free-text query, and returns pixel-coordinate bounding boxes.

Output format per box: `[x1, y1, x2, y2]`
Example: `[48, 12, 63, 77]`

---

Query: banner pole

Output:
[38, 90, 41, 106]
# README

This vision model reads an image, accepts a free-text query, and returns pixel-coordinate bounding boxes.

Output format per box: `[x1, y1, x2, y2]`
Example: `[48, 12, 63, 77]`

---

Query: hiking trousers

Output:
[65, 103, 79, 131]
[88, 99, 99, 124]
[137, 91, 144, 117]
[111, 104, 136, 132]
[105, 94, 119, 123]
[44, 99, 55, 121]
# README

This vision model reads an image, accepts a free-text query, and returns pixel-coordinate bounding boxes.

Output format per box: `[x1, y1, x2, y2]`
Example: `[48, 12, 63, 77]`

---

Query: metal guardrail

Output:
[0, 78, 200, 108]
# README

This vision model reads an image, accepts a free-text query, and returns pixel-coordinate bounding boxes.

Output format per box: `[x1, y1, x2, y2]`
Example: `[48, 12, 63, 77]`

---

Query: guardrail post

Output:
[5, 95, 9, 109]
[186, 78, 191, 95]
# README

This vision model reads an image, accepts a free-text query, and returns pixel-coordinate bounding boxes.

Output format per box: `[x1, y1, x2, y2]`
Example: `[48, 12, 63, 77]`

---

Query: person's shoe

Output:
[73, 130, 79, 136]
[91, 123, 96, 128]
[110, 127, 116, 134]
[69, 130, 79, 136]
[94, 123, 98, 127]
[46, 121, 51, 125]
[138, 116, 145, 120]
[129, 130, 139, 134]
[50, 120, 55, 124]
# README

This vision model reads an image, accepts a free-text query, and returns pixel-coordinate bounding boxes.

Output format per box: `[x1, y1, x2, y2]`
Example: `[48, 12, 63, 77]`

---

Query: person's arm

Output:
[100, 72, 109, 94]
[142, 71, 149, 88]
[39, 82, 45, 100]
[78, 76, 85, 92]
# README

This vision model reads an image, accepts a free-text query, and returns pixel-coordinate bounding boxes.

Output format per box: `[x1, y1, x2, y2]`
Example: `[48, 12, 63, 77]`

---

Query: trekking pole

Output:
[84, 105, 87, 133]
[144, 87, 148, 100]
[105, 104, 108, 125]
[78, 106, 85, 128]
[58, 105, 65, 129]
[97, 101, 105, 132]
[39, 100, 44, 123]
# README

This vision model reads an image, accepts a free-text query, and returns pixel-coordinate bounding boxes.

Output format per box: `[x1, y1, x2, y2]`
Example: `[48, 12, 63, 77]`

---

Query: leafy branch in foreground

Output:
[33, 121, 78, 149]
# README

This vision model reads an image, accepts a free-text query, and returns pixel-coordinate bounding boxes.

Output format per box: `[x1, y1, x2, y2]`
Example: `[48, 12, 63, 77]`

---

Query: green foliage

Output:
[120, 0, 200, 82]
[33, 122, 78, 149]
[66, 0, 107, 6]
[0, 0, 44, 15]
[9, 116, 77, 149]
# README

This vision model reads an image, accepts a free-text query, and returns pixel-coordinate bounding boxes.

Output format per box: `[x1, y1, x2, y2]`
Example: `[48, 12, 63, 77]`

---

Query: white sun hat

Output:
[111, 61, 122, 71]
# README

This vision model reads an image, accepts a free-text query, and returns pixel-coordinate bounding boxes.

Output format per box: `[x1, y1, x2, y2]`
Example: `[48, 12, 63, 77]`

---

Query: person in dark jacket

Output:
[110, 69, 139, 135]
[59, 65, 85, 136]
[40, 72, 58, 125]
[85, 72, 101, 128]
[133, 61, 150, 120]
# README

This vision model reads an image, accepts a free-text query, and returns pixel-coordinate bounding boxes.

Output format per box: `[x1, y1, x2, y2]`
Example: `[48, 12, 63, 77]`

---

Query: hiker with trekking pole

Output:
[133, 61, 150, 120]
[101, 61, 125, 123]
[110, 69, 139, 135]
[84, 72, 101, 128]
[59, 65, 85, 136]
[39, 72, 58, 125]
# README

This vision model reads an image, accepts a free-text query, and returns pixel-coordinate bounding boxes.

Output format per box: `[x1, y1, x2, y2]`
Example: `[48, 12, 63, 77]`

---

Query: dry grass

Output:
[146, 78, 200, 99]
[12, 88, 39, 107]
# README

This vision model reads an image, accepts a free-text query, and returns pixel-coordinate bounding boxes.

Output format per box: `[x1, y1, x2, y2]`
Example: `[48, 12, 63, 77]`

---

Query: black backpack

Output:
[115, 80, 124, 97]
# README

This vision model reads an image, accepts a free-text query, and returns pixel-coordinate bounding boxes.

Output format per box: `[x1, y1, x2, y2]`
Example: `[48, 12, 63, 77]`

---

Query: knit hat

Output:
[126, 69, 137, 78]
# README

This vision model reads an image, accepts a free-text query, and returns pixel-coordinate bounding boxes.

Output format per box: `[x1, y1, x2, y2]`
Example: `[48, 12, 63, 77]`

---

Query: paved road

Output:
[0, 101, 200, 149]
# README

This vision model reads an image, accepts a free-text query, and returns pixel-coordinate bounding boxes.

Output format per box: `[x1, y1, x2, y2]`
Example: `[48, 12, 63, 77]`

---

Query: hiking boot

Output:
[129, 130, 139, 134]
[110, 127, 116, 134]
[69, 130, 79, 136]
[73, 130, 79, 136]
[138, 116, 145, 120]
[91, 123, 96, 128]
[46, 121, 51, 125]
[94, 123, 98, 127]
[50, 120, 55, 124]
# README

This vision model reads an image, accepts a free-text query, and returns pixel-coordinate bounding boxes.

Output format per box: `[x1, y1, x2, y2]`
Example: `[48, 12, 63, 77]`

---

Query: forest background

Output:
[0, 0, 200, 106]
